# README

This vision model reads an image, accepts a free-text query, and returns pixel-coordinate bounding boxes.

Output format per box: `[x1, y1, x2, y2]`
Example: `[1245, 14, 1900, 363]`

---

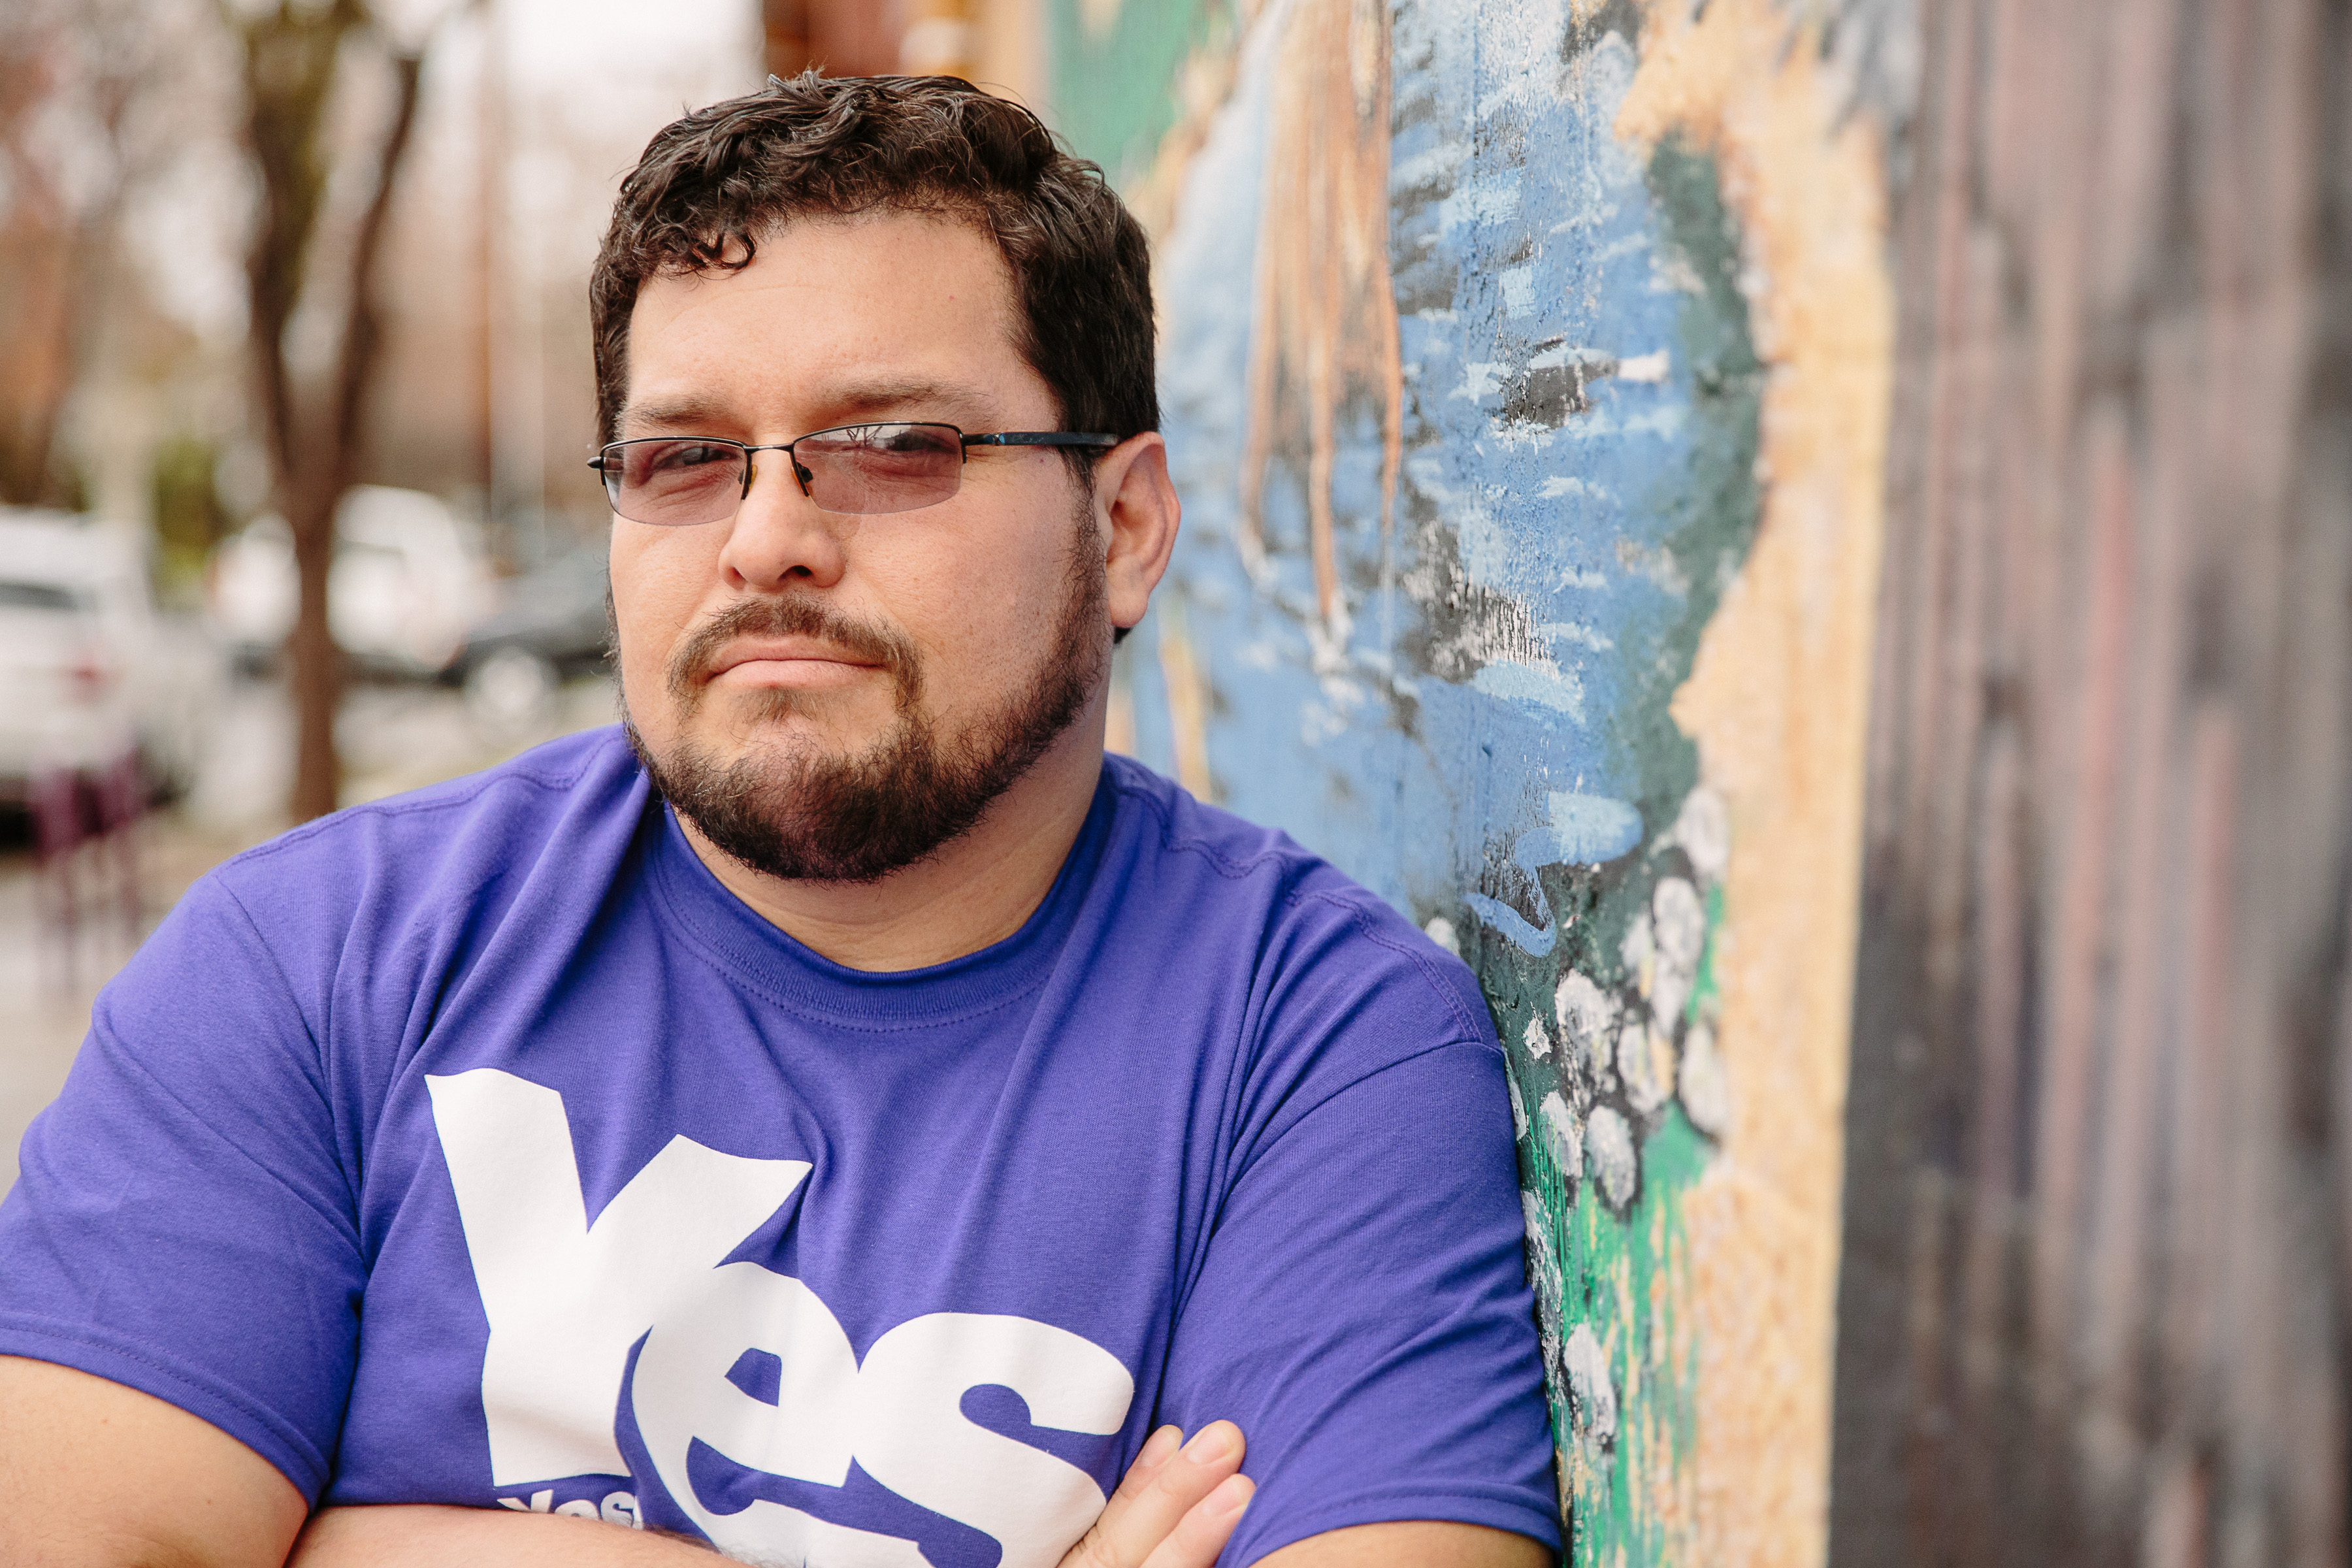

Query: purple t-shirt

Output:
[0, 729, 1556, 1565]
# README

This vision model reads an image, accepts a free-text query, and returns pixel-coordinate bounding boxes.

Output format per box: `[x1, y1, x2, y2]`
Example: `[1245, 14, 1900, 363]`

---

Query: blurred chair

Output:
[31, 753, 142, 996]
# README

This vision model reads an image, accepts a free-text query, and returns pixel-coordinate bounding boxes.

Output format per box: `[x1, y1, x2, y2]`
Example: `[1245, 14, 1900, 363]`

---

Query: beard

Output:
[625, 514, 1108, 885]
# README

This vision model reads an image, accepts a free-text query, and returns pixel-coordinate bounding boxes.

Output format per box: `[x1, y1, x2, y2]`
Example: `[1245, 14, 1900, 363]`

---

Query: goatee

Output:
[626, 523, 1106, 885]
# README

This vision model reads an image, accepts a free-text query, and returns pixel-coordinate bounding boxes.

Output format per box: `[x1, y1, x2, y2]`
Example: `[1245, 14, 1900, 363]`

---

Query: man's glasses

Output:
[589, 423, 1119, 526]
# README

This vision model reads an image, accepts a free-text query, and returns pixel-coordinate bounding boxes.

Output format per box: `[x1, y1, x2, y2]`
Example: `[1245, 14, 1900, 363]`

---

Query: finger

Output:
[1139, 1473, 1255, 1568]
[1065, 1422, 1246, 1568]
[1109, 1424, 1186, 1504]
[1092, 1423, 1243, 1558]
[1063, 1425, 1188, 1568]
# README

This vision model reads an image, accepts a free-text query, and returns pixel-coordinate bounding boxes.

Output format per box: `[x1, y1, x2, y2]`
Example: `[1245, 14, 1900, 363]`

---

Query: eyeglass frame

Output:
[587, 423, 1122, 523]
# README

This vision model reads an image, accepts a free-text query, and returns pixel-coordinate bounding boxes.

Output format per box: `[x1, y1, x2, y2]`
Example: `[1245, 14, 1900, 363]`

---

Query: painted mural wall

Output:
[1047, 1, 1904, 1560]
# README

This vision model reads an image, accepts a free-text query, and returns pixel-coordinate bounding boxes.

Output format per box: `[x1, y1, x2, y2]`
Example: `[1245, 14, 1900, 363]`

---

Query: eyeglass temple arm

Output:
[960, 433, 1121, 449]
[591, 433, 1121, 468]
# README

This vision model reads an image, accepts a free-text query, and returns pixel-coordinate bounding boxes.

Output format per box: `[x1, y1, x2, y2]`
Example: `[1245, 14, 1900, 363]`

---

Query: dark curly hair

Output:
[589, 74, 1158, 470]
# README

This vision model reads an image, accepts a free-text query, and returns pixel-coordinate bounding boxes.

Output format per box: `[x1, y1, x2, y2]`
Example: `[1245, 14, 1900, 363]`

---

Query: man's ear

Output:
[1090, 433, 1181, 634]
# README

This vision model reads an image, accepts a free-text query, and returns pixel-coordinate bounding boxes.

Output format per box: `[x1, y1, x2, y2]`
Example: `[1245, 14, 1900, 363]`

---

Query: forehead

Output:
[623, 212, 1036, 429]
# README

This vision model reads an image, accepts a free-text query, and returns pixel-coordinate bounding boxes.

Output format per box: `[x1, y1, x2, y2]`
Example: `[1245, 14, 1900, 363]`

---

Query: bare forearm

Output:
[287, 1506, 716, 1567]
[0, 1357, 308, 1568]
[289, 1421, 1254, 1568]
[1253, 1521, 1552, 1567]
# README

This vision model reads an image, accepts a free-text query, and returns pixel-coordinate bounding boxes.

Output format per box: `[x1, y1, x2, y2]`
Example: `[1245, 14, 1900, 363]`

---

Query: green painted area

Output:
[1602, 135, 1769, 841]
[1534, 1106, 1710, 1563]
[1042, 0, 1232, 185]
[1487, 868, 1723, 1562]
[1694, 883, 1725, 1027]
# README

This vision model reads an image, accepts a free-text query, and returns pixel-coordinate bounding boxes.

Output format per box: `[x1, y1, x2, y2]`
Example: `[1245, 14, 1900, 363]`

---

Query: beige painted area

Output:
[1078, 0, 1126, 41]
[1616, 2, 1893, 1563]
[968, 0, 1049, 112]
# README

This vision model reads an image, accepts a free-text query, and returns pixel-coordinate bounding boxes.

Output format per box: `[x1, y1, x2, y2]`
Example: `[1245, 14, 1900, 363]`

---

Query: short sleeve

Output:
[0, 875, 364, 1503]
[1156, 1041, 1560, 1563]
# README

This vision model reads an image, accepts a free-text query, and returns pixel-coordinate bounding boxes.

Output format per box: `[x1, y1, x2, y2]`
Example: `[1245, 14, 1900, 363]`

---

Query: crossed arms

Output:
[0, 1358, 1547, 1568]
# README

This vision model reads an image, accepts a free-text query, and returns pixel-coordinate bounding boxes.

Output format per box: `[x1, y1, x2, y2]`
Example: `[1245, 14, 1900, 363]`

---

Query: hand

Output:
[281, 1423, 1250, 1567]
[1057, 1420, 1253, 1568]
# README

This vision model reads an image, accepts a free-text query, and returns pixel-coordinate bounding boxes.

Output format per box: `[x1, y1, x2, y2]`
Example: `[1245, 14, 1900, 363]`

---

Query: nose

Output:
[718, 450, 851, 593]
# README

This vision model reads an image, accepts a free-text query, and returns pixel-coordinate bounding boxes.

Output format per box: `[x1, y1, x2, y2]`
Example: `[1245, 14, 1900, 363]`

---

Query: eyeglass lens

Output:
[601, 424, 966, 525]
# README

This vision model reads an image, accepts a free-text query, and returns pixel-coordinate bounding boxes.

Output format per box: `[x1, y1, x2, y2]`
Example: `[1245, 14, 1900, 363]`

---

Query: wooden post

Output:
[1830, 2, 2352, 1563]
[764, 0, 907, 80]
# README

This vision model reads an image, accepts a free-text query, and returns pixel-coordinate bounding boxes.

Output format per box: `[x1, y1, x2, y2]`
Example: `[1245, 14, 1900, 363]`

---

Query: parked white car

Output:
[0, 510, 221, 804]
[210, 486, 497, 679]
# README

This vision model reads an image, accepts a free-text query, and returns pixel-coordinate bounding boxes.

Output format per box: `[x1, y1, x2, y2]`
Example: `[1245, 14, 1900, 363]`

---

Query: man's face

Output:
[610, 212, 1109, 882]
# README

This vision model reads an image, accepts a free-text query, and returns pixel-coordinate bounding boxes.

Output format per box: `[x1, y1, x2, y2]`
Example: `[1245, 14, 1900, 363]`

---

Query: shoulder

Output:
[56, 728, 651, 1209]
[163, 727, 650, 1023]
[1096, 755, 1499, 1070]
[208, 726, 645, 923]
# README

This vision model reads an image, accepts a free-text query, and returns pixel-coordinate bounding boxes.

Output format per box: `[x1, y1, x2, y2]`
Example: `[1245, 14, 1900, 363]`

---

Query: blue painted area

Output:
[1143, 7, 1711, 936]
[1464, 791, 1649, 955]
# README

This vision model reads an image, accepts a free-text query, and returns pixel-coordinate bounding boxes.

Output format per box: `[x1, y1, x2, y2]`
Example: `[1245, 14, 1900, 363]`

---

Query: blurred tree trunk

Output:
[0, 34, 78, 508]
[229, 0, 424, 823]
[0, 7, 142, 511]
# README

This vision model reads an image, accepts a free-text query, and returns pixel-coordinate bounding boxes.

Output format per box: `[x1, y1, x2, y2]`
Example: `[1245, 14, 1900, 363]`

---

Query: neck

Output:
[672, 698, 1110, 972]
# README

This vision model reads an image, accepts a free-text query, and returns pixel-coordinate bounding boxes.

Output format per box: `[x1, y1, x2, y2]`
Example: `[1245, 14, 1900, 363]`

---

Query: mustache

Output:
[665, 594, 921, 707]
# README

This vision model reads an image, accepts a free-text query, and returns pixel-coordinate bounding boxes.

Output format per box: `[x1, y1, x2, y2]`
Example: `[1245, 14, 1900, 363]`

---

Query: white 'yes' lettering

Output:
[427, 1069, 813, 1486]
[429, 1068, 1135, 1568]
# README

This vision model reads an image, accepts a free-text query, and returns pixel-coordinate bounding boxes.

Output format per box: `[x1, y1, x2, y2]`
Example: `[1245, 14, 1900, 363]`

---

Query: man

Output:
[0, 76, 1556, 1567]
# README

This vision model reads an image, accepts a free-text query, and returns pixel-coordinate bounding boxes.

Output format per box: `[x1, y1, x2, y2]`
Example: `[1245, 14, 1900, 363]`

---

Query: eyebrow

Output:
[620, 380, 999, 436]
[826, 380, 997, 425]
[621, 395, 734, 433]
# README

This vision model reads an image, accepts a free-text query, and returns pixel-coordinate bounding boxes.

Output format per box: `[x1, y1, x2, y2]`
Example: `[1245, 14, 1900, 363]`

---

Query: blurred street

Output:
[0, 670, 617, 1190]
[0, 0, 689, 1200]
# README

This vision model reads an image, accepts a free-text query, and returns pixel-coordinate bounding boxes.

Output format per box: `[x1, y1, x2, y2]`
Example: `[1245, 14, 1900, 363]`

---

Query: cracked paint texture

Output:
[1054, 1, 1893, 1560]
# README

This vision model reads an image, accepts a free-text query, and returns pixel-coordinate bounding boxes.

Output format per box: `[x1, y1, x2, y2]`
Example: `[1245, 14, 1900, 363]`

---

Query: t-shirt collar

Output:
[642, 760, 1121, 1028]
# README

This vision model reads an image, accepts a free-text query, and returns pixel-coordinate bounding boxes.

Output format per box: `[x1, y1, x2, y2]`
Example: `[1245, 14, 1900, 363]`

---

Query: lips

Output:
[704, 640, 883, 679]
[664, 595, 919, 710]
